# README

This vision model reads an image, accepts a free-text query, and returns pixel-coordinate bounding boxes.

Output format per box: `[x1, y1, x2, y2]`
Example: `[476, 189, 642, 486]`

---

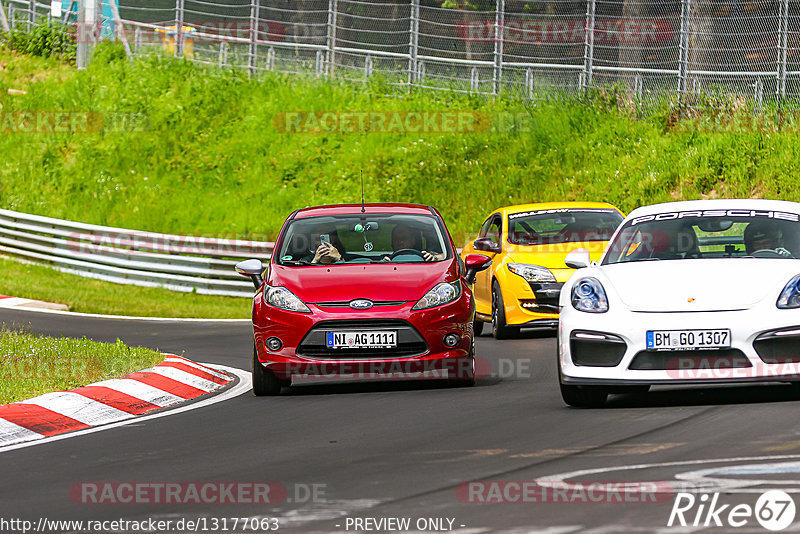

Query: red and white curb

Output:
[0, 355, 237, 448]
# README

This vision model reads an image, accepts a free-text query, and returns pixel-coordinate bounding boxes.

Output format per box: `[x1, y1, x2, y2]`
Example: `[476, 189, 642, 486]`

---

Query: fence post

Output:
[493, 0, 504, 95]
[525, 68, 533, 99]
[408, 0, 419, 89]
[134, 27, 142, 52]
[755, 79, 764, 113]
[219, 40, 228, 67]
[27, 0, 34, 30]
[248, 0, 260, 77]
[0, 1, 10, 33]
[778, 0, 788, 98]
[326, 0, 338, 77]
[77, 0, 97, 70]
[582, 0, 595, 91]
[678, 0, 690, 94]
[174, 0, 184, 58]
[365, 55, 373, 79]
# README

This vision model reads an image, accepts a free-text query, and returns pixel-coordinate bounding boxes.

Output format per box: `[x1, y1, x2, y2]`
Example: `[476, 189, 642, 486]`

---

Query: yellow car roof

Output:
[494, 201, 622, 215]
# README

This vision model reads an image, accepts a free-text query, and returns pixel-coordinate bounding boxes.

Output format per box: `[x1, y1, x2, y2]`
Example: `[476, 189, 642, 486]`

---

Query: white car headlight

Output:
[777, 274, 800, 309]
[508, 263, 556, 283]
[571, 278, 609, 313]
[264, 285, 311, 313]
[412, 281, 461, 310]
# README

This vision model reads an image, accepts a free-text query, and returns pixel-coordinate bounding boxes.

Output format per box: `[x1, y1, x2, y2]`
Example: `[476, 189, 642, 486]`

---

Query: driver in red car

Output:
[382, 224, 443, 262]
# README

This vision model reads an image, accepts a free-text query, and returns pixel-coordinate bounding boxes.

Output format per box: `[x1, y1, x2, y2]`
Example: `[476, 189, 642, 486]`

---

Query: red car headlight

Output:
[264, 285, 311, 313]
[412, 281, 461, 310]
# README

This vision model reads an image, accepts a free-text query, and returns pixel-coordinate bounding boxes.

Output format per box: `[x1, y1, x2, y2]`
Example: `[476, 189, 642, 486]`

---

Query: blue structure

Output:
[62, 0, 118, 38]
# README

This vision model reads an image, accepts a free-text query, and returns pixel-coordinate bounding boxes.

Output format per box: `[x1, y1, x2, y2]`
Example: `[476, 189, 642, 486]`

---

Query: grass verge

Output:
[0, 257, 251, 318]
[2, 44, 799, 244]
[0, 328, 164, 404]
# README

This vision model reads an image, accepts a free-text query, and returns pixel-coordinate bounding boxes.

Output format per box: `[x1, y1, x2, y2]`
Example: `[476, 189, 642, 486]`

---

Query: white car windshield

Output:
[603, 210, 800, 264]
[276, 213, 451, 265]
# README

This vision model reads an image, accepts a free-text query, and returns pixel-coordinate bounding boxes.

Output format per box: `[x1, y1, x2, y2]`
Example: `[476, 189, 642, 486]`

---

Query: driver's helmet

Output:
[744, 221, 784, 255]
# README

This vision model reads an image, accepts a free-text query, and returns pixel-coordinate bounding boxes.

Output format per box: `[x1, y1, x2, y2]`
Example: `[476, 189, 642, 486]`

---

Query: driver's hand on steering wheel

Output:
[381, 256, 392, 262]
[422, 251, 443, 262]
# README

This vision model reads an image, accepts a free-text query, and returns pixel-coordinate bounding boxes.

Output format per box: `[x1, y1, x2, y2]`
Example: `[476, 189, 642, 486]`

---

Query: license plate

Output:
[326, 331, 397, 349]
[646, 329, 730, 351]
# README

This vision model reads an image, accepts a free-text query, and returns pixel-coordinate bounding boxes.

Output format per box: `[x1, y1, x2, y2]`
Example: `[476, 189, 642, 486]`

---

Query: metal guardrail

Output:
[0, 209, 273, 298]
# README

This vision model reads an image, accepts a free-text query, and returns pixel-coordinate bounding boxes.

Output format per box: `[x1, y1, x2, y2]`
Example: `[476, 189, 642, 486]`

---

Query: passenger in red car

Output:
[307, 225, 344, 264]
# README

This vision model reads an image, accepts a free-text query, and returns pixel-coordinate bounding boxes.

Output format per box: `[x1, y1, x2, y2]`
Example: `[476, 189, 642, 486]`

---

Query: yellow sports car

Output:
[461, 202, 624, 339]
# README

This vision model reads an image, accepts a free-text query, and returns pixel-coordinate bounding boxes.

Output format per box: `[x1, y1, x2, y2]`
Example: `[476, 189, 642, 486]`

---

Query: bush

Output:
[1, 19, 76, 63]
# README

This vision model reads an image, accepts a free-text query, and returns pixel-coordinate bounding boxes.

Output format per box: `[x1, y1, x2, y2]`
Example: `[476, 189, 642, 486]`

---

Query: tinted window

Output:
[507, 209, 623, 245]
[277, 213, 451, 265]
[604, 210, 800, 264]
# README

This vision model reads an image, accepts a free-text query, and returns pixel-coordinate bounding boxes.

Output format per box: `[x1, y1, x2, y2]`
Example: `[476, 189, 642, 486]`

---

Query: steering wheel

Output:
[751, 249, 794, 259]
[390, 248, 425, 261]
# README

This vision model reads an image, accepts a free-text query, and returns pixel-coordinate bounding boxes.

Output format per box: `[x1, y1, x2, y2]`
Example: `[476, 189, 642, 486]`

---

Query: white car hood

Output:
[601, 259, 800, 312]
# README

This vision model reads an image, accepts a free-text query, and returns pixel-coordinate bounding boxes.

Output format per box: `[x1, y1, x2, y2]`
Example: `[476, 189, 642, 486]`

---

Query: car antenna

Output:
[360, 169, 366, 213]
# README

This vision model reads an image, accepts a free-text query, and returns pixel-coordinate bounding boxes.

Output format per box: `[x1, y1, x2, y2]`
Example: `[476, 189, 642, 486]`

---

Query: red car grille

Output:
[297, 320, 428, 360]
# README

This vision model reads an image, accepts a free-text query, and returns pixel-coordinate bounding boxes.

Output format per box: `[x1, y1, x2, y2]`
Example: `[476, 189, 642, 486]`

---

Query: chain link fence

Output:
[3, 0, 800, 104]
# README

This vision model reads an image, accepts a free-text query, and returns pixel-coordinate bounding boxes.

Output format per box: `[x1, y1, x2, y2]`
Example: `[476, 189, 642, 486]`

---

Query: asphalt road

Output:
[3, 308, 800, 533]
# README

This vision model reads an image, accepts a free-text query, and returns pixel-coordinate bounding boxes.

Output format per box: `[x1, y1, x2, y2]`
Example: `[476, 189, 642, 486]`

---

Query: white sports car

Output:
[558, 199, 800, 407]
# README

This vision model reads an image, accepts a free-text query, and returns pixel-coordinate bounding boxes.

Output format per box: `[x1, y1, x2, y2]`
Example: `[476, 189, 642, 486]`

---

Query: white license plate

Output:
[326, 331, 397, 349]
[646, 329, 730, 351]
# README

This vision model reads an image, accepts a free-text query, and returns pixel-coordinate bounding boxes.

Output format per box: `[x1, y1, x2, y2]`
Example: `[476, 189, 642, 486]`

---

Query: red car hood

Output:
[268, 262, 456, 303]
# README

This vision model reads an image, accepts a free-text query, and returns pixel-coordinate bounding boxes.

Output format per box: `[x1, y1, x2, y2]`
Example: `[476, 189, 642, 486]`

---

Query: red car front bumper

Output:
[251, 295, 474, 381]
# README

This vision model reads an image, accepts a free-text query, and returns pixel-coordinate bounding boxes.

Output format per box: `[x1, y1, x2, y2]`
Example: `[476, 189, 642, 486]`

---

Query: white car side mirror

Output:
[565, 248, 591, 269]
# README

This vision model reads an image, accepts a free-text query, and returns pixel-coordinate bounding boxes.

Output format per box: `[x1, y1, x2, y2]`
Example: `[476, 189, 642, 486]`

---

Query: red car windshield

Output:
[507, 208, 623, 245]
[276, 213, 451, 266]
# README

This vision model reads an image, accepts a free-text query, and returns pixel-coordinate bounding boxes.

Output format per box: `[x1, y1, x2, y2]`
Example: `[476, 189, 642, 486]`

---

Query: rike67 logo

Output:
[668, 490, 796, 531]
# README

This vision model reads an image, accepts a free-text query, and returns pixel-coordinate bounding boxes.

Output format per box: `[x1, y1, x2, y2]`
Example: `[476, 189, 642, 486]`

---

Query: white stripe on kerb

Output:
[87, 379, 184, 408]
[17, 392, 133, 426]
[148, 367, 219, 392]
[0, 298, 32, 307]
[163, 357, 231, 380]
[0, 418, 45, 445]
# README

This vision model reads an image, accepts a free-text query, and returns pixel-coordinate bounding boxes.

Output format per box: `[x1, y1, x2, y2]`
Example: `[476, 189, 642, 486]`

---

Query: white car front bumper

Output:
[559, 307, 800, 386]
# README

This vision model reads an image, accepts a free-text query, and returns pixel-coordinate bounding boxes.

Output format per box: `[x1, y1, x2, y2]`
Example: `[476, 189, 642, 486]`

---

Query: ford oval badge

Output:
[350, 299, 374, 310]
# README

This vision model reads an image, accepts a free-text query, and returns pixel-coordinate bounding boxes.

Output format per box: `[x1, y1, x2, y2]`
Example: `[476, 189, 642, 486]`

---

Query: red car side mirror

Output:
[464, 254, 492, 285]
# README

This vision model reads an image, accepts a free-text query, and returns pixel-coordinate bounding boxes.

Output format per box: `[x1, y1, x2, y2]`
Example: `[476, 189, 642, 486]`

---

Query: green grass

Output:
[0, 327, 164, 403]
[2, 42, 800, 316]
[0, 257, 251, 318]
[2, 43, 799, 247]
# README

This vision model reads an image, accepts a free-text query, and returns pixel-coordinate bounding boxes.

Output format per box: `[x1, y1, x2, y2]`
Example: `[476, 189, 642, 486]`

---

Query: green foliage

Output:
[2, 48, 800, 254]
[1, 20, 76, 63]
[0, 328, 163, 403]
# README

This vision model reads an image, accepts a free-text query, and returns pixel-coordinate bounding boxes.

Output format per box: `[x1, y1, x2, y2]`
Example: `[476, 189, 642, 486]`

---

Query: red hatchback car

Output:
[235, 203, 491, 395]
